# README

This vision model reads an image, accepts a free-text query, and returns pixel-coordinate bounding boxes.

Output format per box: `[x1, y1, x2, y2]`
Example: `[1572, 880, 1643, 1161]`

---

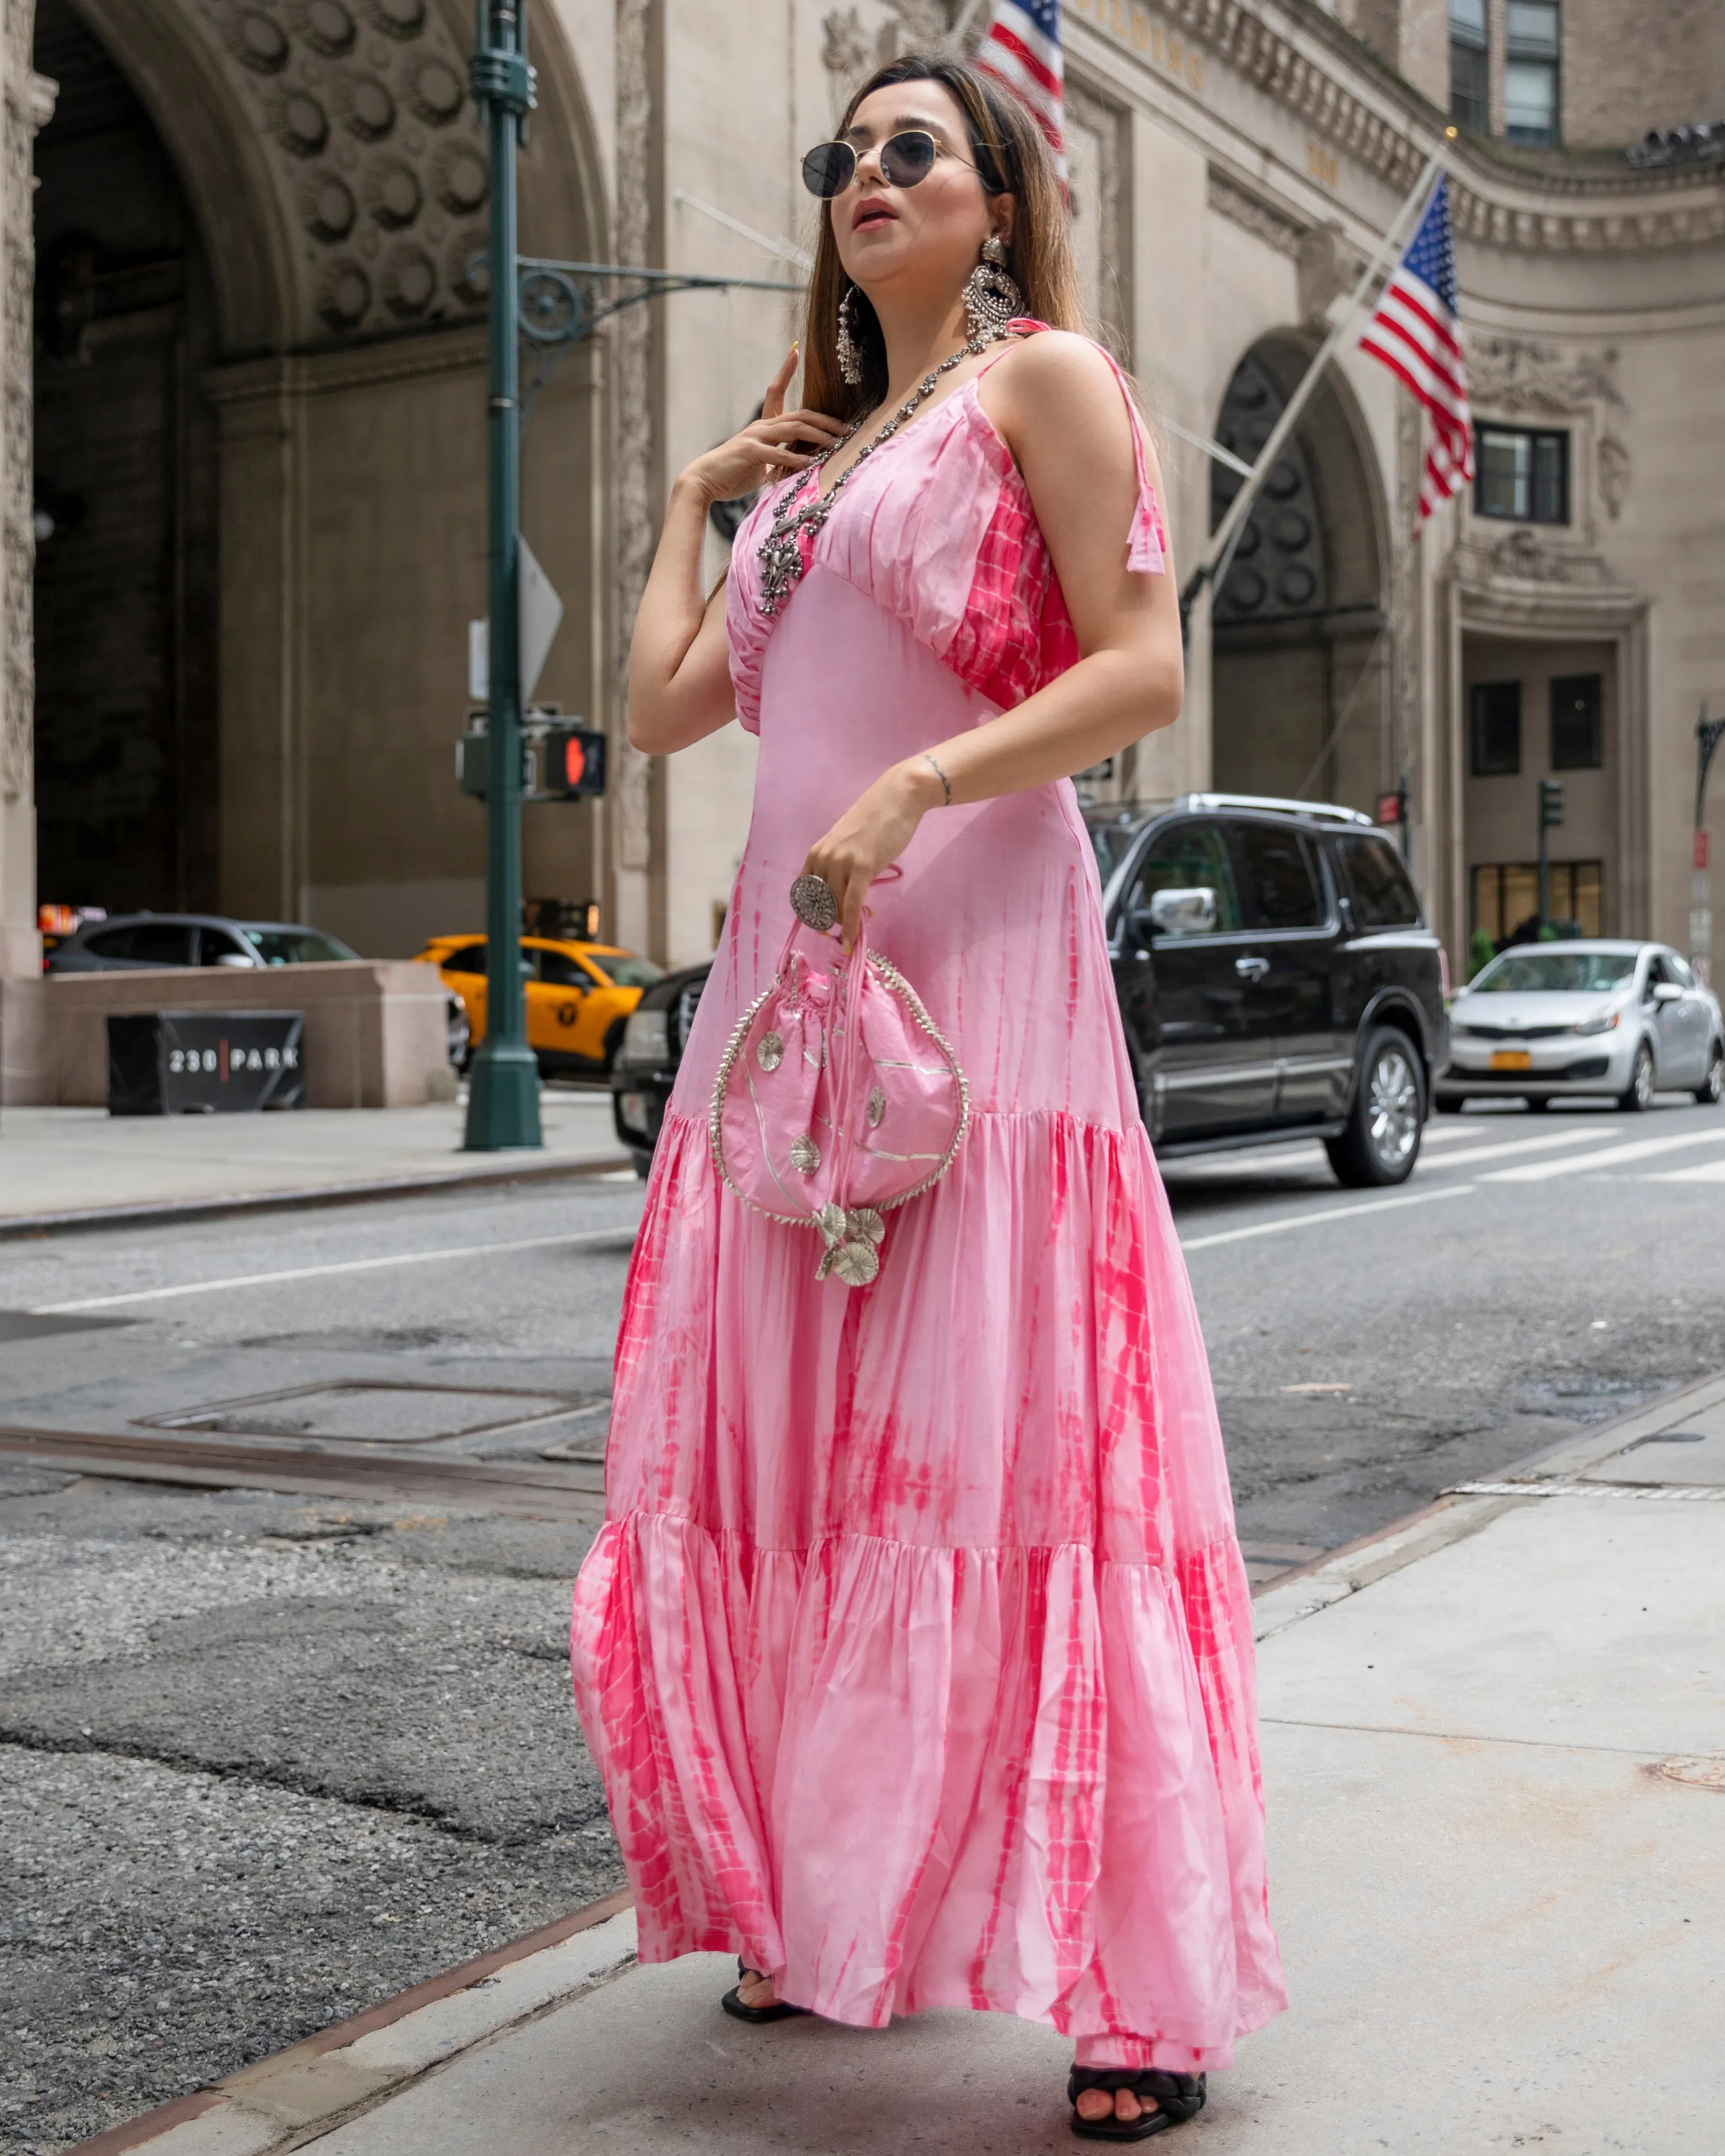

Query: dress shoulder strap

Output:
[980, 320, 1169, 575]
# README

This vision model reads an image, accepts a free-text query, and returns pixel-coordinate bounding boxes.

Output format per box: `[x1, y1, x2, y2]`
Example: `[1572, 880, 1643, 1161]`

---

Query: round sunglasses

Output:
[801, 128, 998, 199]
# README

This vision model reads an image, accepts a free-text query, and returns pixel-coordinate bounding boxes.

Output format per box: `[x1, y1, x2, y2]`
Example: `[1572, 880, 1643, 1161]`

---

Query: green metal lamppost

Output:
[465, 0, 541, 1151]
[460, 3, 799, 1151]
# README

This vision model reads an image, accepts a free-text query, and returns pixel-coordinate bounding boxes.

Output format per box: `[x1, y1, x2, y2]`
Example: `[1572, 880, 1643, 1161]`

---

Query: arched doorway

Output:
[32, 0, 220, 913]
[27, 0, 608, 954]
[1209, 337, 1388, 811]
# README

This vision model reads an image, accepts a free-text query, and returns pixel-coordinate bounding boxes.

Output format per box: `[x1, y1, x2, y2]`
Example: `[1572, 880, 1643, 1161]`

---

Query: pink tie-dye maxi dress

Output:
[570, 331, 1286, 2071]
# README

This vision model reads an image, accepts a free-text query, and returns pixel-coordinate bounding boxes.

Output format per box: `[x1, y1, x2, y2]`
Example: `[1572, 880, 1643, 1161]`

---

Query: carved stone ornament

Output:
[1207, 169, 1304, 259]
[1468, 336, 1625, 417]
[822, 8, 870, 82]
[1474, 529, 1612, 587]
[612, 0, 655, 876]
[160, 0, 482, 342]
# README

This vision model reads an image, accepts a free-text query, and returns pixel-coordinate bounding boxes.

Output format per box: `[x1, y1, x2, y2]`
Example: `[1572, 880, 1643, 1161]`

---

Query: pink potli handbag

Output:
[709, 876, 969, 1286]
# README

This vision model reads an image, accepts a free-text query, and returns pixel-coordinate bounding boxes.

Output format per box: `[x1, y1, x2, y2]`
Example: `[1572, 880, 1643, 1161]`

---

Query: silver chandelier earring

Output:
[836, 282, 864, 386]
[963, 234, 1021, 342]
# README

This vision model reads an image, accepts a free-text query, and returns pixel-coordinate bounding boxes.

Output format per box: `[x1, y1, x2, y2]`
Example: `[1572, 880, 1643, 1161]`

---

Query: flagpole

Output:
[1180, 134, 1453, 629]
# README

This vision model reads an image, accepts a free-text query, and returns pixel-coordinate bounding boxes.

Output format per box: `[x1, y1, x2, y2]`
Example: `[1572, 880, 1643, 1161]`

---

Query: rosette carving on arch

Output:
[180, 0, 489, 342]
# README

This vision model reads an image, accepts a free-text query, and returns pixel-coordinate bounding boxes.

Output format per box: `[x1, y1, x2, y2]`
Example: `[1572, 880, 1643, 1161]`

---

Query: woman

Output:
[571, 52, 1284, 2141]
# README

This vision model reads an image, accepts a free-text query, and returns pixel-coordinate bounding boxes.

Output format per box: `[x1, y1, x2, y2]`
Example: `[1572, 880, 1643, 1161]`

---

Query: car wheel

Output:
[1326, 1027, 1425, 1188]
[1695, 1042, 1724, 1106]
[1618, 1041, 1655, 1113]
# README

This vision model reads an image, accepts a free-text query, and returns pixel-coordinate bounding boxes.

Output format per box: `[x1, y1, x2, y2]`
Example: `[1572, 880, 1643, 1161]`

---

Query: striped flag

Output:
[1359, 174, 1472, 524]
[974, 0, 1067, 187]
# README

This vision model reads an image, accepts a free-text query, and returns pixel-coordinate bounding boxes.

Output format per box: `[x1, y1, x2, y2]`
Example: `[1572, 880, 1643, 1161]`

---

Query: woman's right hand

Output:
[681, 347, 846, 506]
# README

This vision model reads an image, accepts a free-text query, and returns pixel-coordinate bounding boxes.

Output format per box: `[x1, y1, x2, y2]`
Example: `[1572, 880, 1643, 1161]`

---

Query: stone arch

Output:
[29, 0, 610, 949]
[1209, 332, 1390, 810]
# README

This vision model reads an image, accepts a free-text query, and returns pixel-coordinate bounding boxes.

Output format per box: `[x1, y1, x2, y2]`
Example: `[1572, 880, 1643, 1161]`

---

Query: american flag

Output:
[974, 0, 1067, 188]
[1359, 175, 1472, 523]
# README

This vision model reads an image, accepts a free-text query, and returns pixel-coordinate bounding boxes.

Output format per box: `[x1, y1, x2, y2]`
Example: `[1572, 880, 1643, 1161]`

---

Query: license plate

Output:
[1490, 1050, 1533, 1071]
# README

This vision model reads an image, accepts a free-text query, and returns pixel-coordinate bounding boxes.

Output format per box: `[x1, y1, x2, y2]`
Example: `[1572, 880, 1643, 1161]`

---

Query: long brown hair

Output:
[801, 54, 1087, 423]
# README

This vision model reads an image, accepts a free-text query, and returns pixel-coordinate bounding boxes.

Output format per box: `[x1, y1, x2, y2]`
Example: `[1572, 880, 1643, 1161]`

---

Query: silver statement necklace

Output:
[755, 324, 1007, 617]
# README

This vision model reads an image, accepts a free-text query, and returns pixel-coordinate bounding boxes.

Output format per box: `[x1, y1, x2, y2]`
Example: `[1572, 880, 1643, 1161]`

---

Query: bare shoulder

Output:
[978, 330, 1132, 453]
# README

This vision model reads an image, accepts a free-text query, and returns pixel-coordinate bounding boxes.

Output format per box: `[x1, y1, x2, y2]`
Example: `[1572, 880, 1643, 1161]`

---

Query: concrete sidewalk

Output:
[0, 1094, 629, 1231]
[83, 1379, 1725, 2156]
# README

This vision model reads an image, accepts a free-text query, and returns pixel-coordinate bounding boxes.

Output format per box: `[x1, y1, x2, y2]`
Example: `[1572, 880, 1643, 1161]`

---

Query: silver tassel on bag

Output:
[962, 234, 1021, 342]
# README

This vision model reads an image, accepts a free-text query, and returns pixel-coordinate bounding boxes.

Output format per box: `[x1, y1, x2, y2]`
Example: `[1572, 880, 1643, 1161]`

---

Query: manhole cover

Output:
[137, 1382, 589, 1445]
[1659, 1757, 1725, 1791]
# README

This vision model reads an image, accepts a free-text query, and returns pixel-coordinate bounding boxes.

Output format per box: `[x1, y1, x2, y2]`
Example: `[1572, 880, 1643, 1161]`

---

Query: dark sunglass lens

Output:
[880, 132, 937, 188]
[801, 142, 855, 198]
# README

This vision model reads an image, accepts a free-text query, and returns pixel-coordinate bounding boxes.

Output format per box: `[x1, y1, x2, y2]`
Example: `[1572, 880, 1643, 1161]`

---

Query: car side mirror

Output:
[213, 952, 254, 968]
[1652, 981, 1684, 1004]
[1147, 886, 1219, 938]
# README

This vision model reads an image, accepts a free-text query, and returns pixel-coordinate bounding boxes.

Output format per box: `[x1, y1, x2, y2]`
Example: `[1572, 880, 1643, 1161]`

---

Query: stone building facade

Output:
[0, 0, 1721, 1076]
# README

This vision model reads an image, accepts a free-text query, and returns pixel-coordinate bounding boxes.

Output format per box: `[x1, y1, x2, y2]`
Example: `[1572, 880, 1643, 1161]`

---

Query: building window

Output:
[1474, 426, 1569, 523]
[1550, 674, 1603, 770]
[1505, 0, 1561, 146]
[1449, 0, 1489, 132]
[1470, 681, 1522, 776]
[1473, 861, 1603, 941]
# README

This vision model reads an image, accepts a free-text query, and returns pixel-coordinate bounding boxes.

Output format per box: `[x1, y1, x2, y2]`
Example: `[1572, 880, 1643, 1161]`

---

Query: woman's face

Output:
[828, 81, 1013, 303]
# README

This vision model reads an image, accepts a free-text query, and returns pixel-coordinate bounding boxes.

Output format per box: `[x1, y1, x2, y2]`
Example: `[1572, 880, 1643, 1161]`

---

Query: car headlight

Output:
[621, 1008, 669, 1065]
[1572, 1011, 1620, 1037]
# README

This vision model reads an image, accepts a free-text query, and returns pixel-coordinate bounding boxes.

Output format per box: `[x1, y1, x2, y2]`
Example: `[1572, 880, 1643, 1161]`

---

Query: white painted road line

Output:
[1416, 1126, 1618, 1173]
[30, 1227, 640, 1315]
[1641, 1154, 1725, 1183]
[1483, 1127, 1725, 1182]
[1180, 1182, 1475, 1253]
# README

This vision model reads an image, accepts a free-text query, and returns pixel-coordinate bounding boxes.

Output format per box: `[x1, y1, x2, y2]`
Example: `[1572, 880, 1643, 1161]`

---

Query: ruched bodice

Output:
[571, 326, 1283, 2072]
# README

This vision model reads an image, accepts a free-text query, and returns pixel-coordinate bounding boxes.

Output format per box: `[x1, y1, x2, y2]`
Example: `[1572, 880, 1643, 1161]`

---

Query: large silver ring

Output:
[790, 873, 840, 934]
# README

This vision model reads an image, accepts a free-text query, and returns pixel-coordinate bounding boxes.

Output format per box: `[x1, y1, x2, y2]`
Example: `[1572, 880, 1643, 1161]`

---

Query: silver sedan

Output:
[1436, 940, 1724, 1113]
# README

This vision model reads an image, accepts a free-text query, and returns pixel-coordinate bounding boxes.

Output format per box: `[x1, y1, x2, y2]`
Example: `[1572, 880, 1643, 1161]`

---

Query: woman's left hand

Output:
[801, 760, 944, 949]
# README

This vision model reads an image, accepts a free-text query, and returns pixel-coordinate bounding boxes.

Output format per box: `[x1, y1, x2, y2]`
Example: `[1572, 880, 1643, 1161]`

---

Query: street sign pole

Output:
[465, 0, 541, 1150]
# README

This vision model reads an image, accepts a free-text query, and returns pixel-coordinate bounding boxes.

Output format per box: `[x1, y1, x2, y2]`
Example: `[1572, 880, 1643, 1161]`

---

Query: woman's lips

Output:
[852, 199, 898, 230]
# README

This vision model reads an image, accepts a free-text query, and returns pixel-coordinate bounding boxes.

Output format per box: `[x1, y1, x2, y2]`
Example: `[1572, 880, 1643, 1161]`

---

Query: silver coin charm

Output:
[790, 1133, 821, 1175]
[790, 874, 840, 935]
[757, 1030, 785, 1072]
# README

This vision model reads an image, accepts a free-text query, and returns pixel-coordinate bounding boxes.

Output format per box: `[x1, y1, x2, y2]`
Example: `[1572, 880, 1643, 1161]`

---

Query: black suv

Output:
[613, 794, 1448, 1187]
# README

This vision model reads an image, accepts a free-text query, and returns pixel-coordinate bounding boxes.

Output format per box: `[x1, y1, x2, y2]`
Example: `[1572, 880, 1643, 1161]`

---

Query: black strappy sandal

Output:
[719, 1958, 809, 2025]
[1067, 2067, 1206, 2142]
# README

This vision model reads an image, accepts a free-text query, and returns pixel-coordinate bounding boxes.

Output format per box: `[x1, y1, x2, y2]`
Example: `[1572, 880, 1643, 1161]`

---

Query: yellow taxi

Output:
[413, 936, 662, 1074]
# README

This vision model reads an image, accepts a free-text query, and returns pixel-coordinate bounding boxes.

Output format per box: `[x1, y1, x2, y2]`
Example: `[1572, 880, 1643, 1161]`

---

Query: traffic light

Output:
[539, 724, 608, 799]
[1539, 778, 1564, 829]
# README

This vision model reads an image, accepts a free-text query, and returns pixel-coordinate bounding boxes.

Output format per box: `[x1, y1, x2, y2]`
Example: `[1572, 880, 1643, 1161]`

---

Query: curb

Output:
[1247, 1365, 1725, 1636]
[64, 1892, 635, 2155]
[0, 1151, 635, 1241]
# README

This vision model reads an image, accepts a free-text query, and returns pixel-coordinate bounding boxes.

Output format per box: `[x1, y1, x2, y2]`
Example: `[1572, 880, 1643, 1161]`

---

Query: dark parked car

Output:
[46, 910, 471, 1067]
[612, 794, 1449, 1187]
[47, 914, 359, 973]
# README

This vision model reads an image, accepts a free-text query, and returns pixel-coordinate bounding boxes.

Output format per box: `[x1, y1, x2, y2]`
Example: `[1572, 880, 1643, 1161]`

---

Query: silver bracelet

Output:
[922, 752, 953, 806]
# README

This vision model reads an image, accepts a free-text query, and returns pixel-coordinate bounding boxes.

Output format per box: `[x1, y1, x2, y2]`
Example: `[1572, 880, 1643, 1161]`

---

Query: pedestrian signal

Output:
[541, 725, 607, 799]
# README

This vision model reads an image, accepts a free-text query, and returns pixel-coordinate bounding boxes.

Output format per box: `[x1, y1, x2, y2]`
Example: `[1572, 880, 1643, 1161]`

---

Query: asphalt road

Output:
[4, 1094, 1724, 2152]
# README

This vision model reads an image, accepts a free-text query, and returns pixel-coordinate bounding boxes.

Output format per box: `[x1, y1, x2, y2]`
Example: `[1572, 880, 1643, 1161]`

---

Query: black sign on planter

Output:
[108, 1011, 306, 1116]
